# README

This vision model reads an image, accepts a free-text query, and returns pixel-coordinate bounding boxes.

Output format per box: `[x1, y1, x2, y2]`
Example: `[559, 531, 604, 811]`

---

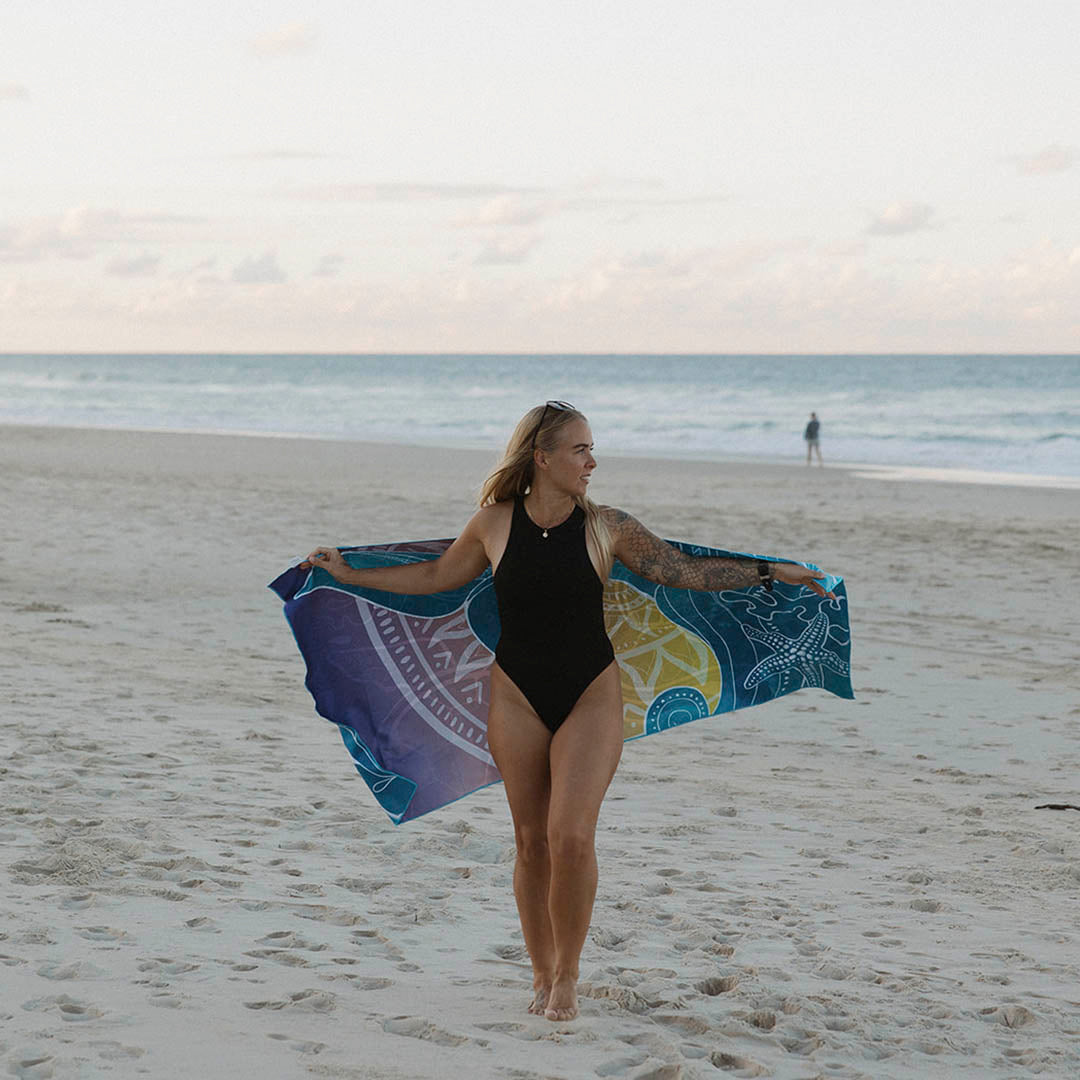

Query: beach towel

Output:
[270, 541, 853, 823]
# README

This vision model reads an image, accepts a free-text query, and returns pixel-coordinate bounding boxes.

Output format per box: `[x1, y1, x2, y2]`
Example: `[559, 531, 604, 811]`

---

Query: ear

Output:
[532, 447, 548, 470]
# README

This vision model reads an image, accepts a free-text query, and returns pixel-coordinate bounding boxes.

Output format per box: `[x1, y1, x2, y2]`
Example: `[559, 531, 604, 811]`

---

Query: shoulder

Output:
[599, 505, 640, 537]
[465, 500, 514, 538]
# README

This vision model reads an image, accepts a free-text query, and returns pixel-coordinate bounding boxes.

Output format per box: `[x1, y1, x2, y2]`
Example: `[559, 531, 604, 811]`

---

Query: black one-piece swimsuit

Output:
[493, 496, 615, 734]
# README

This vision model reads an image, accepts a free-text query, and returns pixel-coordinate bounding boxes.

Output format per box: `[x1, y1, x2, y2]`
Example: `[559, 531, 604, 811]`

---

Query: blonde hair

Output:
[479, 404, 614, 579]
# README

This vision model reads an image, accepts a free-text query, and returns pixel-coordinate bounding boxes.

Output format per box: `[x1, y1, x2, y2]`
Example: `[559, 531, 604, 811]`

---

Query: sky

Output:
[1, 1, 1078, 353]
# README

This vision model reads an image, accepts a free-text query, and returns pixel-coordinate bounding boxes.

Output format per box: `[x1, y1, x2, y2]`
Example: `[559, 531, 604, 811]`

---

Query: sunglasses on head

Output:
[530, 400, 575, 451]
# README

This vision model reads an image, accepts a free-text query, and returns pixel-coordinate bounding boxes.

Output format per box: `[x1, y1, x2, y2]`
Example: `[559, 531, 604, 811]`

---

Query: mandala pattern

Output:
[644, 686, 712, 734]
[603, 578, 722, 738]
[358, 601, 493, 761]
[271, 537, 853, 823]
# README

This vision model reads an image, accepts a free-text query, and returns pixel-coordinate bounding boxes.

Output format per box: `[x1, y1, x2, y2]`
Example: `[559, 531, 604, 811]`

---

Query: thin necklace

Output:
[524, 499, 573, 539]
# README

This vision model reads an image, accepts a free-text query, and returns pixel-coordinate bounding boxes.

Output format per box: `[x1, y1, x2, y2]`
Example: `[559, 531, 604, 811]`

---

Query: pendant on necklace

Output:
[542, 529, 549, 539]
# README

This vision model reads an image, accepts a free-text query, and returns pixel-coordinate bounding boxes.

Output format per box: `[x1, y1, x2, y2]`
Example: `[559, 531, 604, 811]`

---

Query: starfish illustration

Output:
[742, 612, 849, 692]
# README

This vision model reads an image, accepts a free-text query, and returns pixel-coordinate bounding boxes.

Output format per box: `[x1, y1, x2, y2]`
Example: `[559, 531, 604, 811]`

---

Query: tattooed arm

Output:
[605, 508, 758, 590]
[604, 508, 833, 597]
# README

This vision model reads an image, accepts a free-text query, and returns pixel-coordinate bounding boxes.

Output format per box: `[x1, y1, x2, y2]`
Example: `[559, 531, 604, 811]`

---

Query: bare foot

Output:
[529, 984, 552, 1015]
[527, 979, 551, 1015]
[543, 974, 578, 1022]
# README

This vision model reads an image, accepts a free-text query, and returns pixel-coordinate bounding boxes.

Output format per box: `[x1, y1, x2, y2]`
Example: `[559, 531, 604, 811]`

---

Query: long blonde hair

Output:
[479, 404, 614, 579]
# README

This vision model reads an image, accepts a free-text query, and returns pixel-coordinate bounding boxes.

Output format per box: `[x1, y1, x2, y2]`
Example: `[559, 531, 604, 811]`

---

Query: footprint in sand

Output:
[746, 1009, 776, 1030]
[184, 916, 219, 932]
[491, 943, 529, 961]
[265, 1033, 327, 1055]
[590, 928, 634, 951]
[778, 1028, 824, 1055]
[981, 1004, 1037, 1028]
[823, 1015, 857, 1032]
[93, 1043, 146, 1063]
[695, 975, 738, 995]
[245, 949, 309, 967]
[382, 1016, 488, 1048]
[243, 989, 337, 1013]
[37, 961, 107, 981]
[474, 1021, 541, 1042]
[909, 898, 944, 912]
[7, 1052, 55, 1080]
[59, 892, 96, 911]
[287, 903, 367, 927]
[652, 1067, 706, 1080]
[148, 992, 184, 1009]
[592, 1050, 649, 1076]
[75, 926, 130, 944]
[577, 981, 656, 1014]
[136, 958, 200, 976]
[654, 1013, 712, 1036]
[710, 1051, 768, 1076]
[22, 994, 104, 1022]
[257, 930, 327, 951]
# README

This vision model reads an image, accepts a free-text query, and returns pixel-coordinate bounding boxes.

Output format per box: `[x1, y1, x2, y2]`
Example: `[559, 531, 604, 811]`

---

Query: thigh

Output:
[548, 661, 624, 832]
[487, 662, 553, 832]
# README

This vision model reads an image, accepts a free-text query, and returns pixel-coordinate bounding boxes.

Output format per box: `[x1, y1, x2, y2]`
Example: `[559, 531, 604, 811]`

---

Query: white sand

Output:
[2, 424, 1078, 1080]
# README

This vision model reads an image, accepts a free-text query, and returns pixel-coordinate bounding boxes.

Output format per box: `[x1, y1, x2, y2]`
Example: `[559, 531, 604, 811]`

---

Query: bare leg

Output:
[486, 663, 555, 1013]
[543, 661, 624, 1021]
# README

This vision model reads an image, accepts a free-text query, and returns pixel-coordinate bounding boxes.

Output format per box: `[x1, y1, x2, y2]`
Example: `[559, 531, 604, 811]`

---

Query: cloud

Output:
[1011, 143, 1074, 175]
[457, 195, 554, 227]
[106, 252, 161, 277]
[250, 22, 318, 57]
[866, 201, 935, 236]
[0, 82, 29, 102]
[473, 233, 541, 265]
[453, 190, 729, 229]
[312, 252, 345, 277]
[565, 193, 729, 212]
[0, 207, 125, 261]
[284, 181, 543, 202]
[8, 234, 1079, 352]
[231, 251, 286, 284]
[282, 178, 729, 245]
[0, 205, 207, 262]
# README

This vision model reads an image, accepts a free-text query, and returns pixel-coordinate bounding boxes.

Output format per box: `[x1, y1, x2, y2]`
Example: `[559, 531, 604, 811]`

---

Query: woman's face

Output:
[539, 418, 596, 496]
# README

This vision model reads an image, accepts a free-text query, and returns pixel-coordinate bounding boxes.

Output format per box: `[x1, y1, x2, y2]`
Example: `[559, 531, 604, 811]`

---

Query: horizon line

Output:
[3, 351, 1078, 359]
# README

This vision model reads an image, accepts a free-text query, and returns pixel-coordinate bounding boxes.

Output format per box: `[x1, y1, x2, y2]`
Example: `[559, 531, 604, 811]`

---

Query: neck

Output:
[524, 485, 576, 525]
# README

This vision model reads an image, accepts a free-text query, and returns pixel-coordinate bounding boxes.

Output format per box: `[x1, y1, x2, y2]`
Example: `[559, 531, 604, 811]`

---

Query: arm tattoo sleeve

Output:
[610, 510, 758, 591]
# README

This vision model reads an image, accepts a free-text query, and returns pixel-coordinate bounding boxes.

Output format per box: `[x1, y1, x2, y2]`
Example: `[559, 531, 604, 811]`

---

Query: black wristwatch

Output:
[757, 560, 774, 591]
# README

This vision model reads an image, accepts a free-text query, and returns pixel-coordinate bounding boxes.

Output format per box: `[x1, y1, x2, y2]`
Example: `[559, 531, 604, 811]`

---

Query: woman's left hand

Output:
[773, 563, 836, 599]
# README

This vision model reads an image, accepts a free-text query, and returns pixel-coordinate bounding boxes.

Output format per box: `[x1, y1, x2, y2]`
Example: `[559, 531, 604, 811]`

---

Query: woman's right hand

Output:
[304, 546, 350, 581]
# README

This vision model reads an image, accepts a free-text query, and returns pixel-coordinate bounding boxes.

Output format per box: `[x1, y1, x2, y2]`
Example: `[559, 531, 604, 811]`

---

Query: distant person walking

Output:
[804, 412, 822, 466]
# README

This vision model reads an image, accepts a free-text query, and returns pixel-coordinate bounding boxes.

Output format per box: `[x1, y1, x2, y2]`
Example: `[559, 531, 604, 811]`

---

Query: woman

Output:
[307, 402, 831, 1022]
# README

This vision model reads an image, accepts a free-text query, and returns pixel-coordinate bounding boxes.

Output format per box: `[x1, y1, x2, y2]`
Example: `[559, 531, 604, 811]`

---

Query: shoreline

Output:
[4, 420, 1078, 492]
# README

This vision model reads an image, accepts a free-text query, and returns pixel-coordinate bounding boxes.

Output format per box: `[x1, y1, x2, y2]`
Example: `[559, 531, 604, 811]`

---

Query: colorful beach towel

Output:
[270, 542, 853, 823]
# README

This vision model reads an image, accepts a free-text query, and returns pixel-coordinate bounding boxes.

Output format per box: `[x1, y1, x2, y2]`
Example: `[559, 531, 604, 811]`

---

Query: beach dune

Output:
[2, 424, 1078, 1079]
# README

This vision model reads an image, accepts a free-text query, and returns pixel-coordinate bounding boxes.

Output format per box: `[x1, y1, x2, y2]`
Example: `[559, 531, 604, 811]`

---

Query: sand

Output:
[2, 423, 1078, 1080]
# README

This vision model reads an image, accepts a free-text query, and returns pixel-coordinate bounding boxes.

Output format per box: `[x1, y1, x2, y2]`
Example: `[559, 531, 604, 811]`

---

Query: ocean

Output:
[1, 353, 1078, 479]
